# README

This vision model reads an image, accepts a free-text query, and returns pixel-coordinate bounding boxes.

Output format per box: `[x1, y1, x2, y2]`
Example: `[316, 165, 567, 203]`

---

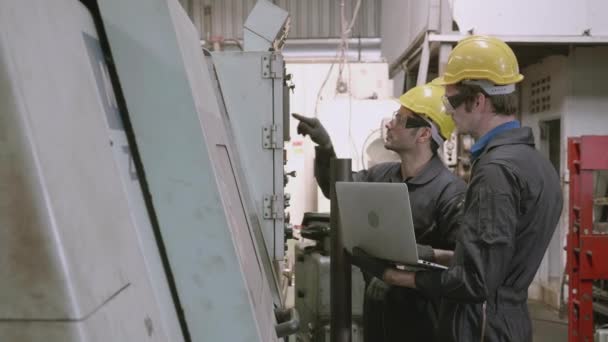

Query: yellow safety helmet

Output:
[434, 35, 524, 86]
[398, 83, 456, 139]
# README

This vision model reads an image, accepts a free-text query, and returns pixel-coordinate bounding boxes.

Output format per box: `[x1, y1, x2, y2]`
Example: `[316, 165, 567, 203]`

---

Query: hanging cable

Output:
[344, 0, 363, 169]
[313, 0, 363, 169]
[311, 14, 355, 165]
[314, 0, 363, 117]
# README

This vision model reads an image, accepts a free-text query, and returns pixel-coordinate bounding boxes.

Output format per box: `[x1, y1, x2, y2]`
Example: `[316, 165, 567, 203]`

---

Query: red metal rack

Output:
[567, 136, 608, 342]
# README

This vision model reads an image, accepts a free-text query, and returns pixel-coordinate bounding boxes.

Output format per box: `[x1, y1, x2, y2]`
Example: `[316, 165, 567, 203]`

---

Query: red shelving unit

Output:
[567, 136, 608, 342]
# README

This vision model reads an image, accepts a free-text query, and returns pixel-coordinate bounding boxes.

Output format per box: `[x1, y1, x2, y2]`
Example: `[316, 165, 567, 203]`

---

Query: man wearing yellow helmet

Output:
[293, 83, 465, 342]
[375, 36, 563, 342]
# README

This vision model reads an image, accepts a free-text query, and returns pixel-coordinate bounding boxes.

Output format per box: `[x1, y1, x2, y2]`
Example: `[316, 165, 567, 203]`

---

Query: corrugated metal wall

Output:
[178, 0, 381, 40]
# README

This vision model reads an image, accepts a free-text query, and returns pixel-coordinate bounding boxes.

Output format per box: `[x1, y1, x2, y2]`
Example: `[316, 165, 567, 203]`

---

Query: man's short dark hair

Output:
[410, 113, 439, 155]
[455, 83, 519, 116]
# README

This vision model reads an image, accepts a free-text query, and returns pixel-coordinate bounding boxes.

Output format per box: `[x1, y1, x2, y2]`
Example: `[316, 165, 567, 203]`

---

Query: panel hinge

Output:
[263, 194, 283, 219]
[261, 54, 284, 79]
[263, 124, 283, 149]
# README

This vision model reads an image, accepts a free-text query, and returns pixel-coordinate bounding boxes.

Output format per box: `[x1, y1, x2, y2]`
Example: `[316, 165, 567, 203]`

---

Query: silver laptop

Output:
[335, 181, 447, 270]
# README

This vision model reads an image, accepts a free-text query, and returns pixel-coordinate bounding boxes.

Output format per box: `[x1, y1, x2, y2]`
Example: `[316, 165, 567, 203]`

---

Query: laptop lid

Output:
[335, 181, 420, 265]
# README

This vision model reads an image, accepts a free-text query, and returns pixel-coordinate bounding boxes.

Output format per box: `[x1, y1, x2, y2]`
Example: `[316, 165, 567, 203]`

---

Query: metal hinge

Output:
[263, 194, 283, 219]
[261, 54, 284, 79]
[263, 125, 283, 149]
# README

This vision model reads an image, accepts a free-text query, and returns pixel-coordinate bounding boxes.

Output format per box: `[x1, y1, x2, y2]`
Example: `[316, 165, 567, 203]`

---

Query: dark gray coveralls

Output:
[415, 127, 563, 342]
[315, 146, 466, 341]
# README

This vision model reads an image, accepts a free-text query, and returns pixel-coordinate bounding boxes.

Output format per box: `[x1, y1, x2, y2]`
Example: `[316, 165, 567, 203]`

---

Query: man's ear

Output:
[475, 92, 488, 112]
[417, 127, 432, 143]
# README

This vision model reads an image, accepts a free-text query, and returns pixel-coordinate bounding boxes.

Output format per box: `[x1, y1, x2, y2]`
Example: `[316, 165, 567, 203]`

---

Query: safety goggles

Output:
[441, 93, 469, 113]
[389, 111, 431, 129]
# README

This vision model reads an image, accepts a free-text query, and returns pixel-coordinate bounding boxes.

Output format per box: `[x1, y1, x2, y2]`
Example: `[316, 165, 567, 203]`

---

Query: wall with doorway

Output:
[520, 47, 608, 308]
[520, 54, 569, 308]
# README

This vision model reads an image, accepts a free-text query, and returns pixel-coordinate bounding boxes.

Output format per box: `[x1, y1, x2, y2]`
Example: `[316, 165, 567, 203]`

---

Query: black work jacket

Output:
[315, 147, 466, 342]
[415, 127, 563, 342]
[314, 146, 466, 254]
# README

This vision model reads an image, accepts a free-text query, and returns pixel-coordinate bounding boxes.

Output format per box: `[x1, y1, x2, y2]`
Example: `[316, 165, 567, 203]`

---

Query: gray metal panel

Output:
[2, 0, 121, 319]
[204, 56, 283, 305]
[189, 0, 381, 40]
[0, 0, 129, 320]
[381, 0, 430, 69]
[0, 1, 181, 341]
[0, 50, 74, 319]
[211, 51, 285, 261]
[0, 323, 81, 342]
[82, 22, 186, 342]
[210, 0, 257, 39]
[170, 4, 278, 339]
[98, 0, 279, 341]
[243, 0, 288, 50]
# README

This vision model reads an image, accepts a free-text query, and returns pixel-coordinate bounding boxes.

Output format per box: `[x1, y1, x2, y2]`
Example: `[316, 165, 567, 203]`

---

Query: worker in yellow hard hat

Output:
[371, 35, 563, 342]
[293, 83, 466, 342]
[386, 82, 456, 153]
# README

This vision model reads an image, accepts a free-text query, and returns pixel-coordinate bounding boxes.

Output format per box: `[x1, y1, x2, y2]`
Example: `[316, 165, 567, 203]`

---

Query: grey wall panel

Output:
[381, 0, 429, 66]
[180, 0, 381, 40]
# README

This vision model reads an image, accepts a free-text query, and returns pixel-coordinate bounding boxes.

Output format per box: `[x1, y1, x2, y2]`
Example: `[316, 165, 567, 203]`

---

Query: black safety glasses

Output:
[442, 93, 469, 112]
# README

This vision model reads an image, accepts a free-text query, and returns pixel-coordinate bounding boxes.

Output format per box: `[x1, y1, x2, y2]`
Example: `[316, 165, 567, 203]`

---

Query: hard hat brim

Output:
[431, 76, 449, 86]
[432, 74, 525, 86]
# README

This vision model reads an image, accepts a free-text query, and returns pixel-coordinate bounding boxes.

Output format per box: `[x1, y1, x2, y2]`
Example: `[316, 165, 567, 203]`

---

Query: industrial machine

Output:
[294, 213, 365, 342]
[210, 0, 292, 262]
[0, 0, 295, 341]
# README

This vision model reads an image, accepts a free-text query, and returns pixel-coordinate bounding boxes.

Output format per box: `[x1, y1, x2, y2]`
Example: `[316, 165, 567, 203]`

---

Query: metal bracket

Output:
[263, 194, 283, 219]
[442, 131, 458, 167]
[262, 125, 283, 149]
[261, 54, 284, 79]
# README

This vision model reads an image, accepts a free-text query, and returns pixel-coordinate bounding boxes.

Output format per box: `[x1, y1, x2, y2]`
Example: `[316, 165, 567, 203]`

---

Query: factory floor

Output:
[530, 300, 568, 341]
[284, 299, 568, 341]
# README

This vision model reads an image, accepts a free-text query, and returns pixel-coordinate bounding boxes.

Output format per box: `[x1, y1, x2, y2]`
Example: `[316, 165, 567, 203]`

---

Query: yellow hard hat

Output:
[399, 84, 456, 139]
[434, 35, 524, 86]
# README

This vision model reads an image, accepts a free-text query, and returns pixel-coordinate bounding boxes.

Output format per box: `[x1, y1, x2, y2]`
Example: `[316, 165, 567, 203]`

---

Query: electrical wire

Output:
[313, 0, 363, 168]
[345, 0, 362, 35]
[313, 0, 362, 114]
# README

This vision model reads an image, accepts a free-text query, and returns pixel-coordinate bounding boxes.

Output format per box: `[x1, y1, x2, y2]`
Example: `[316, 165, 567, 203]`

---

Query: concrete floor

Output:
[529, 300, 568, 342]
[286, 290, 569, 341]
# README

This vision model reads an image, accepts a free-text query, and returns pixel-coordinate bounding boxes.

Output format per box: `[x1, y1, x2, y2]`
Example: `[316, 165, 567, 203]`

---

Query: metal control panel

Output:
[0, 0, 293, 341]
[212, 51, 290, 261]
[211, 1, 292, 262]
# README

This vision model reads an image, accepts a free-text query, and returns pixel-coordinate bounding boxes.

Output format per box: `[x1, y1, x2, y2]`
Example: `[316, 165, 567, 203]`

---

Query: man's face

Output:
[443, 84, 478, 135]
[384, 107, 427, 153]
